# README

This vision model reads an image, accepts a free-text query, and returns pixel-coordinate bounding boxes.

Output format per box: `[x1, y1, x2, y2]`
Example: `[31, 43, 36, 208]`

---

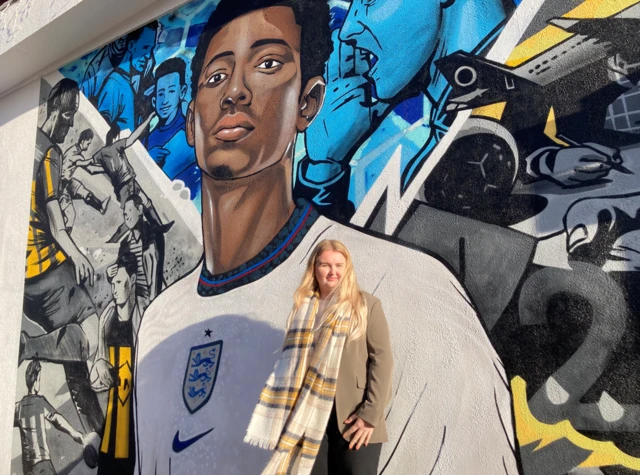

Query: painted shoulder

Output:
[317, 217, 463, 293]
[138, 263, 201, 329]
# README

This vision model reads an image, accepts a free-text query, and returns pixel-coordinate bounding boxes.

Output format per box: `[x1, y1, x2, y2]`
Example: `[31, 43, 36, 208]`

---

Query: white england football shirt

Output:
[135, 202, 518, 474]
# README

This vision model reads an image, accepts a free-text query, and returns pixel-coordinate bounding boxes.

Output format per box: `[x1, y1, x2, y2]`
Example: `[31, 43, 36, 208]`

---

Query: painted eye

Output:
[207, 72, 228, 86]
[257, 59, 283, 70]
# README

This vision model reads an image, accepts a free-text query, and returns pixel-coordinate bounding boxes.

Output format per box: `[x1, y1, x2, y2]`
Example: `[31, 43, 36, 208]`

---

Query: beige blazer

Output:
[334, 292, 393, 444]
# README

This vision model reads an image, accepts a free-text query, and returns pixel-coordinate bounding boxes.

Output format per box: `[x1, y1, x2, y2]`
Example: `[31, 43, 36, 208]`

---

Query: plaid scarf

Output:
[245, 293, 351, 475]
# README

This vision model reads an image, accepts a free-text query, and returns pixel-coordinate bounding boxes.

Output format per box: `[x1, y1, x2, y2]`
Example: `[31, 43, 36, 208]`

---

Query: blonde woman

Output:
[245, 239, 393, 475]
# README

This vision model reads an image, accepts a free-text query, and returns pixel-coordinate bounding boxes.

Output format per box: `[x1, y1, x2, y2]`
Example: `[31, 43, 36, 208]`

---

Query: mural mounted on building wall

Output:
[12, 0, 640, 474]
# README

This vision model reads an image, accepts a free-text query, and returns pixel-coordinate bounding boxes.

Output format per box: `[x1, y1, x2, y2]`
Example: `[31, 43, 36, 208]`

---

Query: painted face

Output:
[187, 7, 306, 180]
[34, 373, 41, 394]
[155, 72, 184, 120]
[130, 26, 156, 73]
[51, 93, 79, 143]
[79, 137, 93, 152]
[111, 266, 134, 306]
[123, 200, 142, 230]
[339, 0, 441, 100]
[314, 250, 346, 297]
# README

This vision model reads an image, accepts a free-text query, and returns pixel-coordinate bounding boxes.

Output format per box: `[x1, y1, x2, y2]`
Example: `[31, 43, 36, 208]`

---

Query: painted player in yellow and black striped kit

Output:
[21, 78, 104, 436]
[91, 252, 142, 474]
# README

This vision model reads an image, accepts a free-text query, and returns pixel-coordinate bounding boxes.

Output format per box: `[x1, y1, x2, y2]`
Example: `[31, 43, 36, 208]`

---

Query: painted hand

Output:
[549, 144, 615, 187]
[148, 147, 170, 168]
[106, 263, 118, 280]
[93, 358, 114, 388]
[72, 252, 95, 286]
[343, 414, 374, 450]
[304, 30, 386, 165]
[564, 193, 640, 267]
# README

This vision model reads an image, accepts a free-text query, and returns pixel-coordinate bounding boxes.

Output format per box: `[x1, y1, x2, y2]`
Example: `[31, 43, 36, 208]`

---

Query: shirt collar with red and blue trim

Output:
[197, 199, 319, 296]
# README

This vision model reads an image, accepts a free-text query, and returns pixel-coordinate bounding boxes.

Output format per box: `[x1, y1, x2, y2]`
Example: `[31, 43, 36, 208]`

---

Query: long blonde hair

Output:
[289, 239, 368, 340]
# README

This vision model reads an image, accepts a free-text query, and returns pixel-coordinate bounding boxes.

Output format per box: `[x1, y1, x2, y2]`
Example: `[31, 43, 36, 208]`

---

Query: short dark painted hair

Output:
[106, 125, 121, 146]
[79, 129, 94, 142]
[124, 193, 144, 209]
[46, 78, 79, 118]
[155, 57, 187, 86]
[25, 360, 42, 391]
[190, 0, 332, 96]
[126, 20, 159, 46]
[117, 252, 138, 278]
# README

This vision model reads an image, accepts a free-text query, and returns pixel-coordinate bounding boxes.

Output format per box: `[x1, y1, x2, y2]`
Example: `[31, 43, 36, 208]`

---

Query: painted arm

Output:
[298, 31, 386, 217]
[420, 285, 518, 474]
[95, 304, 115, 364]
[84, 163, 105, 175]
[48, 412, 84, 444]
[525, 143, 614, 188]
[143, 242, 158, 302]
[125, 112, 156, 149]
[74, 157, 94, 168]
[373, 250, 519, 473]
[91, 304, 115, 391]
[46, 200, 94, 286]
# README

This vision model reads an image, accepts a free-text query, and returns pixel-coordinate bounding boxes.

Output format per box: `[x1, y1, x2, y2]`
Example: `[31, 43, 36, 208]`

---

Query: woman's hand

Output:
[343, 414, 374, 450]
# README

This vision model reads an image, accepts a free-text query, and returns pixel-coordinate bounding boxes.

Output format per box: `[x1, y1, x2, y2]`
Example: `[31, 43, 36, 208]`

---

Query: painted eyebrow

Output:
[202, 40, 290, 73]
[202, 50, 234, 73]
[251, 38, 291, 50]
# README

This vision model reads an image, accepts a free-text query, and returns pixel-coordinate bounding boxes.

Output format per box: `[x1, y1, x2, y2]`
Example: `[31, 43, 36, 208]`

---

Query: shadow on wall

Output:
[135, 314, 285, 473]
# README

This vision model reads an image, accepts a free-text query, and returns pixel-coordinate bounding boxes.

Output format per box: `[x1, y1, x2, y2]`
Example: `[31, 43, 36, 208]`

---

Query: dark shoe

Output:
[100, 196, 111, 215]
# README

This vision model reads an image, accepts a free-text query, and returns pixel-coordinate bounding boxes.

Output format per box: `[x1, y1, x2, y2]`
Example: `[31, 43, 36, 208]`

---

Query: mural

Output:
[12, 0, 640, 474]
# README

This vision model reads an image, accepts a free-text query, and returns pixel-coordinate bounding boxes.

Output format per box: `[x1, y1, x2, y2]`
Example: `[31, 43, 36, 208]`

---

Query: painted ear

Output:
[151, 97, 156, 111]
[180, 84, 188, 100]
[296, 77, 326, 132]
[186, 101, 195, 147]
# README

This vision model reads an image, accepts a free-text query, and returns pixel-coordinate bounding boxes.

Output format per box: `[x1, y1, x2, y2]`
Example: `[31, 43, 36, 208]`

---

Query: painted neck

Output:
[426, 0, 505, 105]
[201, 157, 295, 275]
[120, 55, 134, 76]
[116, 291, 137, 322]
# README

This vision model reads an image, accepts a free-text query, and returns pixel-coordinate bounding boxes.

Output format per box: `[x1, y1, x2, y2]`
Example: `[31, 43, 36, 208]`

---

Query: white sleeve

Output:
[377, 254, 519, 474]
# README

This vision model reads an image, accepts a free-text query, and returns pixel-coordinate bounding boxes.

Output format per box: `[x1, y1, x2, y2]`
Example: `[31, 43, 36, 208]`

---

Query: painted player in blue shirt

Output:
[98, 22, 158, 133]
[143, 57, 199, 197]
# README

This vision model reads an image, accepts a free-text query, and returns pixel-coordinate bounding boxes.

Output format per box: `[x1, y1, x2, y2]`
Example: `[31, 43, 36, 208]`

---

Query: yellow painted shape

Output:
[25, 177, 67, 279]
[44, 151, 54, 199]
[25, 187, 39, 279]
[100, 347, 116, 454]
[472, 102, 507, 120]
[115, 346, 132, 458]
[512, 376, 640, 469]
[543, 107, 570, 146]
[506, 0, 640, 67]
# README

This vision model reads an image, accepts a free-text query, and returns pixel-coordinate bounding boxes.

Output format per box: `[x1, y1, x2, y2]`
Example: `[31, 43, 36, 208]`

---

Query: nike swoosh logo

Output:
[172, 427, 214, 453]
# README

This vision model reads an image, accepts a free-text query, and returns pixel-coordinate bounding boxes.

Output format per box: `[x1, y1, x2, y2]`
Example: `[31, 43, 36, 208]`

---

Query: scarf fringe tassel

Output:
[244, 435, 278, 451]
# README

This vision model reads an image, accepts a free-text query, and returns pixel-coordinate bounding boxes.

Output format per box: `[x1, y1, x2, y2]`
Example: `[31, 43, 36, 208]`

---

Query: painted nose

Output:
[221, 72, 252, 109]
[339, 5, 366, 43]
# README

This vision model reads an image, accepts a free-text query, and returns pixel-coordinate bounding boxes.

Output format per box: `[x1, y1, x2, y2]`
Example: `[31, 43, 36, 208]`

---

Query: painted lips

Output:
[213, 113, 255, 142]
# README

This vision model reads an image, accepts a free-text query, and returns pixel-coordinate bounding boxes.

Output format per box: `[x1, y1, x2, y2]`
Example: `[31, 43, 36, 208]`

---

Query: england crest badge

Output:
[182, 340, 223, 414]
